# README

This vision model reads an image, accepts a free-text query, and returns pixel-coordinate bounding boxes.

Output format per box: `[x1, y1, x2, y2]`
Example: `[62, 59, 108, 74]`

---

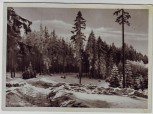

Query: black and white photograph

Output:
[2, 3, 152, 112]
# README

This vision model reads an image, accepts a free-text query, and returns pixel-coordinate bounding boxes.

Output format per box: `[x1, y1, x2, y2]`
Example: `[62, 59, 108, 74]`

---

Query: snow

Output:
[6, 73, 148, 108]
[22, 83, 51, 96]
[37, 77, 57, 84]
[45, 73, 109, 87]
[73, 92, 147, 108]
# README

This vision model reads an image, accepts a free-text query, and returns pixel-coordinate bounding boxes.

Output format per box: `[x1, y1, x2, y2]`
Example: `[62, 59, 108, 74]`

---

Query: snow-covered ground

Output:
[6, 73, 148, 108]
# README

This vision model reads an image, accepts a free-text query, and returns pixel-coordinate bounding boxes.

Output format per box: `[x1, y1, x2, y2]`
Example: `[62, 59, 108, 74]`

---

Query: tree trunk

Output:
[13, 65, 16, 78]
[122, 9, 125, 88]
[11, 50, 13, 78]
[39, 54, 42, 75]
[92, 55, 96, 78]
[63, 57, 65, 74]
[79, 46, 82, 84]
[79, 58, 82, 84]
[98, 53, 101, 78]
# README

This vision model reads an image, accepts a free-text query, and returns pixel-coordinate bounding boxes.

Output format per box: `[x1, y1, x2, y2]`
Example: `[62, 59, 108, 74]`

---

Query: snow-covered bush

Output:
[22, 62, 36, 79]
[22, 70, 36, 79]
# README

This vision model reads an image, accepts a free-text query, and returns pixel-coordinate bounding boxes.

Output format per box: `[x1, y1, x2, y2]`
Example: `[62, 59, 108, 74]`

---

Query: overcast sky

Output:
[14, 7, 148, 55]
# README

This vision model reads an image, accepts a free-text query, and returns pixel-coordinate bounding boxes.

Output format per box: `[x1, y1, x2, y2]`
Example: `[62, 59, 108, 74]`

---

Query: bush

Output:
[22, 70, 36, 79]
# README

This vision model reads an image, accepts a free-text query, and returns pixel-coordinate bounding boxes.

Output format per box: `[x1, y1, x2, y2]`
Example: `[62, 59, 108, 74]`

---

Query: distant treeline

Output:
[7, 24, 148, 79]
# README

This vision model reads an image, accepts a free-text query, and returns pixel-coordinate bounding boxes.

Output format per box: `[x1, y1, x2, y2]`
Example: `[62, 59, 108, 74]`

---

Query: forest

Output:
[7, 7, 148, 89]
[5, 6, 149, 108]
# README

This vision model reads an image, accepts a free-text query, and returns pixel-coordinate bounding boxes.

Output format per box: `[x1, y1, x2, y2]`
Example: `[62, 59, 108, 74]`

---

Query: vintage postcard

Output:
[2, 3, 152, 112]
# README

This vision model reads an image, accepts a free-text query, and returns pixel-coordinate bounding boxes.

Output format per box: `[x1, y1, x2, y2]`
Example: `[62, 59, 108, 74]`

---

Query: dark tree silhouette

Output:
[7, 7, 32, 78]
[114, 9, 131, 88]
[86, 31, 96, 78]
[97, 37, 103, 78]
[71, 11, 86, 84]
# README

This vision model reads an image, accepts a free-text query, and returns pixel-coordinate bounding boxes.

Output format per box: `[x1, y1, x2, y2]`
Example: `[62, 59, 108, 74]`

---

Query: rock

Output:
[71, 102, 89, 107]
[48, 92, 56, 99]
[48, 91, 89, 107]
[6, 82, 25, 88]
[133, 91, 148, 98]
[104, 87, 115, 95]
[50, 74, 53, 76]
[87, 85, 97, 90]
[13, 83, 20, 87]
[61, 76, 66, 79]
[6, 83, 12, 87]
[49, 92, 73, 107]
[114, 88, 123, 95]
[92, 87, 105, 94]
[69, 83, 84, 88]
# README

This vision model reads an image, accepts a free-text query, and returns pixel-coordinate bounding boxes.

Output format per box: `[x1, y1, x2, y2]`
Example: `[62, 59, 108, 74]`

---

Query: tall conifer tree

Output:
[71, 11, 86, 84]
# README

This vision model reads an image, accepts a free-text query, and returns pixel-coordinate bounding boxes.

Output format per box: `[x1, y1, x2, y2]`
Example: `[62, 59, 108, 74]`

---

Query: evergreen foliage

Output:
[7, 7, 32, 77]
[109, 65, 120, 87]
[70, 11, 86, 84]
[125, 60, 133, 88]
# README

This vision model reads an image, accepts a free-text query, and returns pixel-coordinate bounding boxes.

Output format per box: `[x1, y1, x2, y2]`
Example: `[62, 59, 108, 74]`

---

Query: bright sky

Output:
[14, 7, 148, 55]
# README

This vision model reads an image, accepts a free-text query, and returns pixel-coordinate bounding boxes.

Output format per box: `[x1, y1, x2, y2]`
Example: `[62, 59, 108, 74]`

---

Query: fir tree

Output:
[143, 77, 148, 89]
[109, 65, 120, 88]
[133, 78, 139, 90]
[71, 11, 86, 84]
[62, 38, 66, 73]
[86, 31, 96, 78]
[44, 26, 49, 39]
[105, 46, 113, 79]
[125, 60, 133, 88]
[96, 36, 106, 79]
[114, 9, 131, 88]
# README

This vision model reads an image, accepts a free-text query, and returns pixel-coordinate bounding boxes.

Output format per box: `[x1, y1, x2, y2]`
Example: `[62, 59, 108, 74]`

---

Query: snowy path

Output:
[6, 74, 148, 108]
[73, 92, 147, 108]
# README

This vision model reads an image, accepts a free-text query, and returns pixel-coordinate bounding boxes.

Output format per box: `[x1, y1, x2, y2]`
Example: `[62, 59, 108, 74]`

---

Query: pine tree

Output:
[51, 29, 57, 41]
[44, 26, 49, 39]
[105, 46, 113, 79]
[96, 36, 106, 79]
[114, 9, 131, 88]
[143, 77, 148, 89]
[44, 26, 50, 54]
[133, 78, 139, 90]
[86, 31, 96, 78]
[142, 55, 148, 64]
[109, 65, 120, 88]
[71, 11, 86, 84]
[97, 37, 102, 78]
[125, 60, 133, 88]
[62, 38, 66, 74]
[111, 43, 118, 64]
